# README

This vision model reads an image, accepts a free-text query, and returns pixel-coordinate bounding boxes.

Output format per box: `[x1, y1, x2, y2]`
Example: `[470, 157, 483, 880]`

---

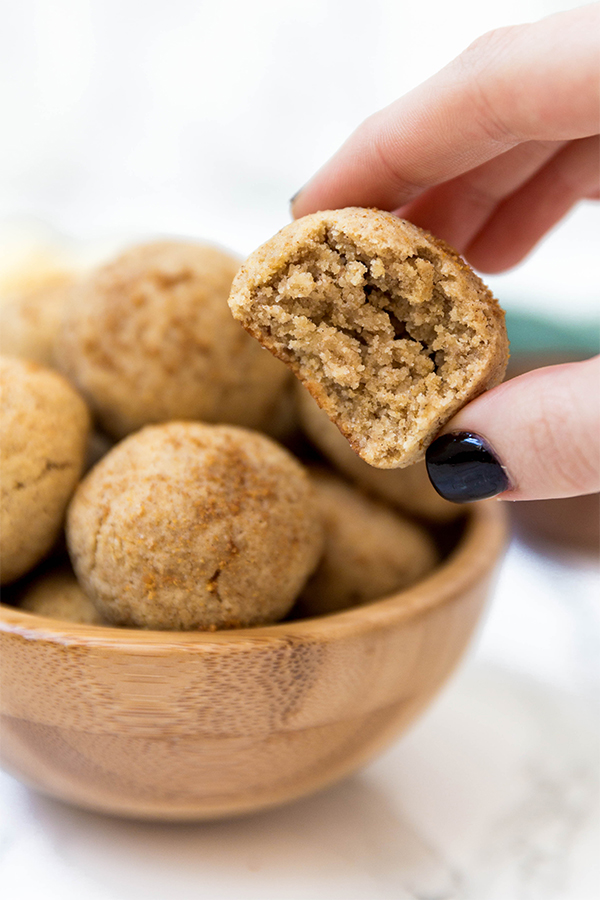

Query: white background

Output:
[0, 0, 598, 319]
[0, 1, 598, 898]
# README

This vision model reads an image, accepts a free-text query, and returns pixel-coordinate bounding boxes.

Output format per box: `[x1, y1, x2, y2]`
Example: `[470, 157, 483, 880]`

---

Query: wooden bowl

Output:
[0, 502, 506, 820]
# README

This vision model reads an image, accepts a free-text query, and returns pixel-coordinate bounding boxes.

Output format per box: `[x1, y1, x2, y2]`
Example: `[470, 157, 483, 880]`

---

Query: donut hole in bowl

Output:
[0, 501, 506, 821]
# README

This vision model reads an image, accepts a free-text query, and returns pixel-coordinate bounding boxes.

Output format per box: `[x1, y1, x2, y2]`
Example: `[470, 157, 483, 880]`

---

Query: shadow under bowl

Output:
[0, 501, 507, 820]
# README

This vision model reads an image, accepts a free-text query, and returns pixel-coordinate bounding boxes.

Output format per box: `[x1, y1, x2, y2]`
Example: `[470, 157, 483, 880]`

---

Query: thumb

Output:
[425, 356, 600, 503]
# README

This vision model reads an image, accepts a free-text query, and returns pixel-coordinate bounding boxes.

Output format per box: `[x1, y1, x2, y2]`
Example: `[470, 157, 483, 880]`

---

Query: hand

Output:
[291, 4, 600, 503]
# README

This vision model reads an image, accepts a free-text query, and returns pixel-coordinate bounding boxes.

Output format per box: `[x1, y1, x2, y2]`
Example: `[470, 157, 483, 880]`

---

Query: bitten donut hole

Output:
[243, 224, 489, 467]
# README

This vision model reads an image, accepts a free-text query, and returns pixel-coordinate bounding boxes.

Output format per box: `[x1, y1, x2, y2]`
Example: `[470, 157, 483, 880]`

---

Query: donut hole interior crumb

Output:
[249, 227, 488, 465]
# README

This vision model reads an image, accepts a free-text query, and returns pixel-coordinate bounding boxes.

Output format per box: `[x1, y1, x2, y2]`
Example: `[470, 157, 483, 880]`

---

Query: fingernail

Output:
[425, 432, 510, 503]
[289, 185, 305, 216]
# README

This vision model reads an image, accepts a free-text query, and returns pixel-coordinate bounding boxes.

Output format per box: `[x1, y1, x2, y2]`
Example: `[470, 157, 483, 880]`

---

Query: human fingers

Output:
[425, 357, 600, 503]
[395, 140, 565, 253]
[465, 134, 600, 272]
[292, 5, 600, 218]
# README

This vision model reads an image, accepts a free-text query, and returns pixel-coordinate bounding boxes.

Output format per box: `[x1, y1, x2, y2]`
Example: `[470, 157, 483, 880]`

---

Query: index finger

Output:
[292, 5, 600, 217]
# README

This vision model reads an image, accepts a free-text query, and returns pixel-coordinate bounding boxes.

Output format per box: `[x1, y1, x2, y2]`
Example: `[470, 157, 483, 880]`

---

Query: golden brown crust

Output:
[0, 357, 91, 584]
[229, 208, 509, 468]
[18, 564, 106, 625]
[66, 422, 324, 630]
[296, 385, 462, 522]
[296, 470, 438, 617]
[0, 273, 75, 368]
[57, 241, 290, 439]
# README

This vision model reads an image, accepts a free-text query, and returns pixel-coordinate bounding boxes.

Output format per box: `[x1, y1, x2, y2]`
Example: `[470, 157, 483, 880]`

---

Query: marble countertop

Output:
[1, 523, 598, 900]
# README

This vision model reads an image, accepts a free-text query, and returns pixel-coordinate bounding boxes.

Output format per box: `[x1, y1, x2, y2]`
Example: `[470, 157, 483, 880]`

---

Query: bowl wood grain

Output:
[0, 501, 506, 820]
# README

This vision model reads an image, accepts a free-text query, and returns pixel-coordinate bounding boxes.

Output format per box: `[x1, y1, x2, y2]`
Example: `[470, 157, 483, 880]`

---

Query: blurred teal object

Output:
[505, 310, 600, 357]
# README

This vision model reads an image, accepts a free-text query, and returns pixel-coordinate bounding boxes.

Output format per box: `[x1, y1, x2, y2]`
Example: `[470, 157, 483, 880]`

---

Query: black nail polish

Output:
[425, 432, 510, 503]
[289, 185, 305, 211]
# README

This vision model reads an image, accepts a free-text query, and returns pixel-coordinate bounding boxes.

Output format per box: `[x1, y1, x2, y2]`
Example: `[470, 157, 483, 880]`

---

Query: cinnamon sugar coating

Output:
[18, 564, 105, 625]
[67, 422, 323, 630]
[58, 241, 290, 439]
[296, 471, 438, 617]
[0, 272, 75, 367]
[229, 208, 508, 468]
[0, 357, 90, 584]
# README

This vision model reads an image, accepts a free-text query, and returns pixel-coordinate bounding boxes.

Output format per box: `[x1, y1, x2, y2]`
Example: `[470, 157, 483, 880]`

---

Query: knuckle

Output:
[461, 25, 521, 69]
[456, 26, 526, 144]
[359, 114, 427, 197]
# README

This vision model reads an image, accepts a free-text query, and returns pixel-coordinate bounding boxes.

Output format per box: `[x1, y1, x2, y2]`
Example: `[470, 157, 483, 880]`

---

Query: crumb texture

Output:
[229, 208, 508, 467]
[296, 385, 461, 522]
[66, 422, 324, 630]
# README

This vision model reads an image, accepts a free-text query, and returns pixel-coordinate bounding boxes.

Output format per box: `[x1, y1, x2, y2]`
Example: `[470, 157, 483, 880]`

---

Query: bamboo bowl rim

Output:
[0, 501, 507, 652]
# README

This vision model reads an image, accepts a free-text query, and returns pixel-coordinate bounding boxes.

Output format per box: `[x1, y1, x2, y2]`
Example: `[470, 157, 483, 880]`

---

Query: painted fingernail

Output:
[289, 186, 305, 215]
[425, 432, 510, 503]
